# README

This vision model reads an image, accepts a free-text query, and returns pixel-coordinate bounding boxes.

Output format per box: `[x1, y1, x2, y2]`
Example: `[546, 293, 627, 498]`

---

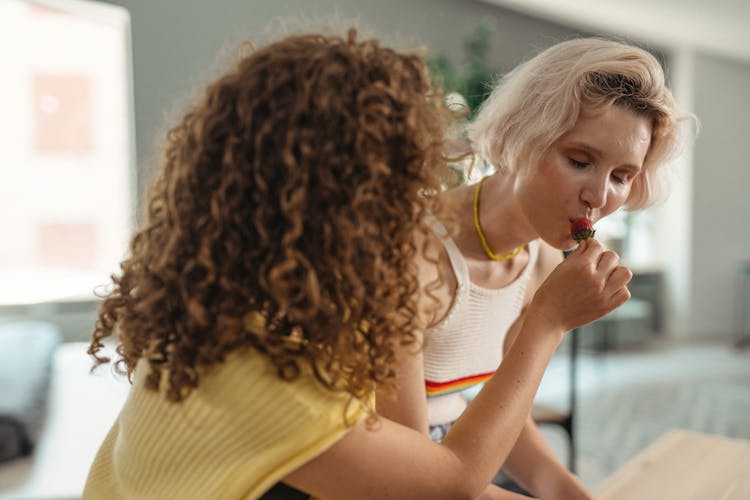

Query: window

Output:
[0, 0, 134, 305]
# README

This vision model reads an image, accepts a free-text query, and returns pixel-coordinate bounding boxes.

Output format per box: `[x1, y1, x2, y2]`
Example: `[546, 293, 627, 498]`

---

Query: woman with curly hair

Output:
[83, 29, 630, 499]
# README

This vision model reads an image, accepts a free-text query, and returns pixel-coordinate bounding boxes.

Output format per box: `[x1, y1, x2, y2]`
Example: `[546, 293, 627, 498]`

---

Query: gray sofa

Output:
[0, 322, 61, 462]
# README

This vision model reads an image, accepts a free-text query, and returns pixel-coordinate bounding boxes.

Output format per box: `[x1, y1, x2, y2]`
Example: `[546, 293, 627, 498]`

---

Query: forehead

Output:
[558, 105, 653, 165]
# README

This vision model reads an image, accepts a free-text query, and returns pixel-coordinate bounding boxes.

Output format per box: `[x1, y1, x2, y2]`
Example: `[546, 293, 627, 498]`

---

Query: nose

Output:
[580, 175, 608, 209]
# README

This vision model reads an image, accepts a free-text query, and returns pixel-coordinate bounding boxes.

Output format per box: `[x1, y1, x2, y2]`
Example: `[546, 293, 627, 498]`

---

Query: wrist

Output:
[522, 304, 566, 342]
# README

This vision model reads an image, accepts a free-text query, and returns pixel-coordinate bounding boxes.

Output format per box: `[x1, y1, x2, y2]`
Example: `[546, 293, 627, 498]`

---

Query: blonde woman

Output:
[378, 38, 692, 499]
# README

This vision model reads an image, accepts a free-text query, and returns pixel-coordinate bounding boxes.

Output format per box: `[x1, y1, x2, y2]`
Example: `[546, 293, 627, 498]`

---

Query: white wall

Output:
[101, 0, 584, 198]
[14, 0, 750, 342]
[690, 53, 750, 337]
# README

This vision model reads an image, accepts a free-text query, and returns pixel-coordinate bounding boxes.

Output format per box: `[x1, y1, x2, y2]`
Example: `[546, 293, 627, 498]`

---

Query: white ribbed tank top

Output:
[424, 219, 538, 426]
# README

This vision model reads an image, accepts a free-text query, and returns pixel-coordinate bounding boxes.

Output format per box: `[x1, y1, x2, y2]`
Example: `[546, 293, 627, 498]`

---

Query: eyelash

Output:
[611, 174, 627, 185]
[569, 158, 630, 185]
[569, 159, 589, 169]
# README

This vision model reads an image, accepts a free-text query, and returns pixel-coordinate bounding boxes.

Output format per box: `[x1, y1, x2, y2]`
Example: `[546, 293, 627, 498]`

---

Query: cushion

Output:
[0, 321, 61, 462]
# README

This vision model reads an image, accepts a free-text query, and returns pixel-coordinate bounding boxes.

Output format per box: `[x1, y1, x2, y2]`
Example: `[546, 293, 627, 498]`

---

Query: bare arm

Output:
[498, 241, 600, 499]
[376, 227, 452, 435]
[502, 318, 592, 498]
[282, 239, 631, 499]
[375, 339, 429, 435]
[504, 415, 592, 499]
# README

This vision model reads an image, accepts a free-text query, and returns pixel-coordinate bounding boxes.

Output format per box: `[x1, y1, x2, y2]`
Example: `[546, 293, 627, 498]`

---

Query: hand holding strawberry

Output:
[528, 238, 632, 333]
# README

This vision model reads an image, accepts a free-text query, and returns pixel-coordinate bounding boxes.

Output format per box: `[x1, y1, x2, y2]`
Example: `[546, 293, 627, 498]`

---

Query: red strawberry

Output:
[570, 218, 595, 242]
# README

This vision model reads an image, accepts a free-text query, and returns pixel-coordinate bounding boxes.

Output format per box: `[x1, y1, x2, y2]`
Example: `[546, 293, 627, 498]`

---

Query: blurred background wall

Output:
[5, 0, 750, 344]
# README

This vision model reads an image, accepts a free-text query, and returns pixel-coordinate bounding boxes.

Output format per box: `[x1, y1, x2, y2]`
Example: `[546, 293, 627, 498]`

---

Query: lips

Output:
[570, 218, 595, 242]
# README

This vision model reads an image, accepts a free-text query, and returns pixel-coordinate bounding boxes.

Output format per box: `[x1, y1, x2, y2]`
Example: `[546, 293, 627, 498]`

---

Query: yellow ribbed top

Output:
[83, 348, 365, 499]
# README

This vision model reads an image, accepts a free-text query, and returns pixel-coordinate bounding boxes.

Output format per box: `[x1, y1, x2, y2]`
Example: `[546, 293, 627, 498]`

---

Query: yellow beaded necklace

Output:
[473, 177, 523, 261]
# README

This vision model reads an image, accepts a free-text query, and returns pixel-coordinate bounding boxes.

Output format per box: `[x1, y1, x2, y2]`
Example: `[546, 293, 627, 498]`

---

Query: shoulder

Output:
[174, 350, 364, 425]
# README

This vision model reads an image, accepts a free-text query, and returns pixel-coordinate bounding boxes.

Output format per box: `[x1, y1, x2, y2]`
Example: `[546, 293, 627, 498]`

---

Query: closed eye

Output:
[569, 158, 589, 169]
[611, 171, 635, 185]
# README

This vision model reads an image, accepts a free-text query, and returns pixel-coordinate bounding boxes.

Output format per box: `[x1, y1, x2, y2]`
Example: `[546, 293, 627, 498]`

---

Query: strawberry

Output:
[570, 218, 595, 242]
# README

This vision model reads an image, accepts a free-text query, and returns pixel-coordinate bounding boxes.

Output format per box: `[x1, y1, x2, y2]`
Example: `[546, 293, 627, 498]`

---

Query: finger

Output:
[563, 240, 588, 263]
[596, 250, 620, 272]
[609, 286, 632, 308]
[578, 238, 602, 261]
[570, 239, 589, 255]
[606, 266, 633, 290]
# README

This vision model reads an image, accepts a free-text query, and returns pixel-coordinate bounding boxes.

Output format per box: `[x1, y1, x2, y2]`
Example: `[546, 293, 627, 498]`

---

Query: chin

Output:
[557, 234, 579, 251]
[542, 235, 577, 252]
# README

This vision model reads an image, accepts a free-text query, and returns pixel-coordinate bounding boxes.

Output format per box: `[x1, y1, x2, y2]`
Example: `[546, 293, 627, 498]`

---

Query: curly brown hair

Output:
[88, 29, 448, 404]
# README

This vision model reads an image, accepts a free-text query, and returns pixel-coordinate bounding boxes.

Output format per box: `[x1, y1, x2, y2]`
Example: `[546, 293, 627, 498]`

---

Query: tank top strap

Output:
[426, 216, 470, 285]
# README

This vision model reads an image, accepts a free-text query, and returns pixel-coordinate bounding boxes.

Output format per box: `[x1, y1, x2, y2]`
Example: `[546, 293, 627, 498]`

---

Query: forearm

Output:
[442, 315, 564, 488]
[503, 417, 592, 500]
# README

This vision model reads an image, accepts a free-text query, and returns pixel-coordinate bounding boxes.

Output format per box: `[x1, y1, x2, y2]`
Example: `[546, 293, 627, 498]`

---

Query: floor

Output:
[534, 337, 750, 489]
[0, 338, 748, 499]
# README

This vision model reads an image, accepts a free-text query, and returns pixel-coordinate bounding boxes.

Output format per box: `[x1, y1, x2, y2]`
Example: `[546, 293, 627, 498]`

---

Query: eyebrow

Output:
[567, 141, 642, 172]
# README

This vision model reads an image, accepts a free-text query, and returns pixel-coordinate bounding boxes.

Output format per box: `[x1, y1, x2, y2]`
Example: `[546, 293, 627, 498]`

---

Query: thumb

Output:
[568, 239, 589, 257]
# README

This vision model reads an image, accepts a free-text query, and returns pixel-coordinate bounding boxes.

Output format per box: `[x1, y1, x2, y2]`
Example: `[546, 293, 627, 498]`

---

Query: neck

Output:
[466, 174, 535, 259]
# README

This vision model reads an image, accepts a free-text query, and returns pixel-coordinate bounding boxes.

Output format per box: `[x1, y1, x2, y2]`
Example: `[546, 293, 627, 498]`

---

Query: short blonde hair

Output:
[468, 37, 690, 210]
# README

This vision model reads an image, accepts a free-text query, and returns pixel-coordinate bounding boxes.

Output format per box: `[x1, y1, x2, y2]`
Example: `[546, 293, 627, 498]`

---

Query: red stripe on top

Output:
[425, 371, 494, 397]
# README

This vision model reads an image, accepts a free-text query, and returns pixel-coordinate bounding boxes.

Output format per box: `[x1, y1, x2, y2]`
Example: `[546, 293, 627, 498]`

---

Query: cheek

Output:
[535, 158, 570, 194]
[603, 187, 632, 215]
